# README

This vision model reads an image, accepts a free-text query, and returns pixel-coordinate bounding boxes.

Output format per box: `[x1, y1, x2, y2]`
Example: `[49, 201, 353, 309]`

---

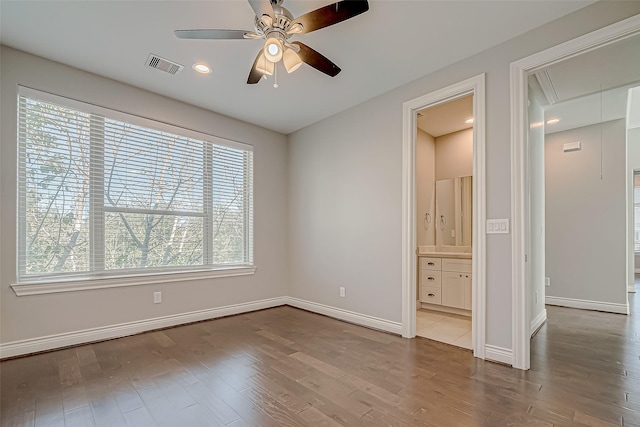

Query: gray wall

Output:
[545, 120, 627, 306]
[287, 2, 640, 350]
[0, 47, 289, 344]
[3, 2, 640, 355]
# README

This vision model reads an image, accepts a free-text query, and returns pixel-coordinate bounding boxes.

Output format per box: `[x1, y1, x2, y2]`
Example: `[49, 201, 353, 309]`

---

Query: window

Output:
[17, 87, 253, 284]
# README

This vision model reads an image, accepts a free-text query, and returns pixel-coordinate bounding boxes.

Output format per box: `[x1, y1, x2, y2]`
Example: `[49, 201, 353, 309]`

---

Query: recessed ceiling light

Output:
[192, 63, 212, 74]
[546, 118, 560, 125]
[465, 118, 474, 124]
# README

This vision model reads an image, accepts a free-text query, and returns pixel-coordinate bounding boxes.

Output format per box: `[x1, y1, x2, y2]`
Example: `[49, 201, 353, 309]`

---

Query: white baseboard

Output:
[545, 296, 628, 314]
[530, 309, 547, 337]
[485, 344, 513, 365]
[629, 285, 637, 293]
[1, 296, 404, 359]
[285, 297, 402, 335]
[0, 297, 287, 359]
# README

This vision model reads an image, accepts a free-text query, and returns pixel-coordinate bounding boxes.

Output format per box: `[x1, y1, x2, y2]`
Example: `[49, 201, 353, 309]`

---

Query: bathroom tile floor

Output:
[416, 309, 472, 349]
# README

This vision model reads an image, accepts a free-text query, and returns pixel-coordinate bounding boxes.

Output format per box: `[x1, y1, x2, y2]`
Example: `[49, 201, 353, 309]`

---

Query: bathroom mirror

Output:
[435, 176, 472, 247]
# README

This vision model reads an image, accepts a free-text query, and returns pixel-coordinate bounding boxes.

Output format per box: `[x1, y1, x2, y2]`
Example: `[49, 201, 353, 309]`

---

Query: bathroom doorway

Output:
[401, 74, 487, 360]
[415, 95, 474, 349]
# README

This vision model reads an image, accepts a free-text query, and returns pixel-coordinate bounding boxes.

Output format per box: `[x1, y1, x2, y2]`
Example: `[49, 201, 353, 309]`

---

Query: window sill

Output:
[11, 266, 257, 296]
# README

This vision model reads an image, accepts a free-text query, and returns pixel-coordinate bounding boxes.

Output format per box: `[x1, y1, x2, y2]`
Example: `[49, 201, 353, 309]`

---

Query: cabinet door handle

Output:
[428, 293, 435, 297]
[428, 277, 435, 281]
[459, 274, 463, 277]
[427, 262, 435, 266]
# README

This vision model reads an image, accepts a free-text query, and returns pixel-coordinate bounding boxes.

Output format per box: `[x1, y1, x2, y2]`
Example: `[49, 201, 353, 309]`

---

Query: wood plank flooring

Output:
[2, 294, 640, 426]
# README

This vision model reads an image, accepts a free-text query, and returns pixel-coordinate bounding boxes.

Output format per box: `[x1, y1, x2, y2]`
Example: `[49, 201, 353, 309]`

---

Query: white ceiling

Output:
[543, 83, 638, 134]
[0, 0, 594, 134]
[417, 94, 472, 137]
[530, 33, 640, 134]
[541, 34, 640, 102]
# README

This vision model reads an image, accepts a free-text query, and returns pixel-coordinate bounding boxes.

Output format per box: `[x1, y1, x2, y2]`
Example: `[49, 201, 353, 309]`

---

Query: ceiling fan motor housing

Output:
[255, 4, 294, 36]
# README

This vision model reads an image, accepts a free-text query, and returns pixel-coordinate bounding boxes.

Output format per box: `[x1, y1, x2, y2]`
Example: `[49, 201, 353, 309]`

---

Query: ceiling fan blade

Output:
[248, 0, 274, 20]
[174, 29, 258, 40]
[247, 51, 265, 84]
[291, 42, 341, 77]
[289, 0, 368, 35]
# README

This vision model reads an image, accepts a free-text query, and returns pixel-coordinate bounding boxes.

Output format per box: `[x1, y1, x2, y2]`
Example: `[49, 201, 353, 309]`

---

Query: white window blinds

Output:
[17, 87, 253, 281]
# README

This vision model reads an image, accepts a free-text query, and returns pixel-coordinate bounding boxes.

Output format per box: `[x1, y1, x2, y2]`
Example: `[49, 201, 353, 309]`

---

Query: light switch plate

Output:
[487, 219, 510, 234]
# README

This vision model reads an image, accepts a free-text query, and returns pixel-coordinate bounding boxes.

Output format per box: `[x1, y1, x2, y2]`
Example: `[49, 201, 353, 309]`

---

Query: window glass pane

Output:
[22, 99, 91, 275]
[103, 120, 204, 213]
[104, 213, 203, 269]
[18, 89, 253, 281]
[212, 147, 249, 265]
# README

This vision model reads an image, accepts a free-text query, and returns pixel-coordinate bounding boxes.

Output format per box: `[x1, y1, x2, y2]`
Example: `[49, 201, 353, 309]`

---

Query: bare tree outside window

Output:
[22, 100, 91, 275]
[18, 92, 253, 281]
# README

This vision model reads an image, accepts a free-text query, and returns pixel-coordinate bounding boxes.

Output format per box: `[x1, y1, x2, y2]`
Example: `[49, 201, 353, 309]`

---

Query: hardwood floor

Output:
[2, 295, 639, 426]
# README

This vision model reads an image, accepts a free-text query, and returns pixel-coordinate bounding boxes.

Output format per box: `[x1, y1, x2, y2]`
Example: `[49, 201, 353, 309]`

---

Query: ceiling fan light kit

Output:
[256, 52, 275, 75]
[175, 0, 369, 85]
[264, 35, 284, 62]
[283, 48, 302, 73]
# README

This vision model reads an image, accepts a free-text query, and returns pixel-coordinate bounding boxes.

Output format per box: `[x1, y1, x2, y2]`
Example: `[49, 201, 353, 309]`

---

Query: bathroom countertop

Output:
[417, 252, 472, 259]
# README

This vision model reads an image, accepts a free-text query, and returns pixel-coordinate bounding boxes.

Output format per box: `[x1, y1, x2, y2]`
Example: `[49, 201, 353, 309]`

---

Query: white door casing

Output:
[402, 74, 486, 360]
[510, 14, 640, 370]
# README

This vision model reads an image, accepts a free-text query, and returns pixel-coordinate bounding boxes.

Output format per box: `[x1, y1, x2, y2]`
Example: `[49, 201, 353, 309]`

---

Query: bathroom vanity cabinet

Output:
[419, 255, 472, 314]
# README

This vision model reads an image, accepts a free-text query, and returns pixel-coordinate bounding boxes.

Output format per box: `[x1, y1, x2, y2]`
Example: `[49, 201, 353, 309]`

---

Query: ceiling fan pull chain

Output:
[274, 64, 279, 88]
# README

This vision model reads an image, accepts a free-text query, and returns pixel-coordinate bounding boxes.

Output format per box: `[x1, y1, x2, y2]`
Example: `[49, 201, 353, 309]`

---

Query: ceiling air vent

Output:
[145, 53, 184, 75]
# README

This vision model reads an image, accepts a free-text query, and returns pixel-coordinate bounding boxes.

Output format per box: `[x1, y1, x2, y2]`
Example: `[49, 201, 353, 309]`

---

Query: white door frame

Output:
[510, 14, 640, 370]
[402, 74, 486, 359]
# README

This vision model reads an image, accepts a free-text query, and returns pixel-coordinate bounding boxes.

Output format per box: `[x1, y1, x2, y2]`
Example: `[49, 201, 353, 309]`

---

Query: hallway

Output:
[525, 291, 639, 425]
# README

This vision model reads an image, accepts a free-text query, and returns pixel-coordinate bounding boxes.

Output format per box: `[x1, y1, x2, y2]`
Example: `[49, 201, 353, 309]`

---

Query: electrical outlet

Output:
[339, 287, 346, 298]
[153, 291, 162, 304]
[545, 277, 550, 287]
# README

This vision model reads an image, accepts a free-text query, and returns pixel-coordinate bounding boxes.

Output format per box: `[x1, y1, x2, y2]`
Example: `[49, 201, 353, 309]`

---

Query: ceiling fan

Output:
[175, 0, 369, 84]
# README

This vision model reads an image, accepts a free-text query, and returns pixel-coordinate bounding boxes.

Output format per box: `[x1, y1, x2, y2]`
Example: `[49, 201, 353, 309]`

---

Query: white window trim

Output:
[16, 86, 255, 295]
[11, 266, 257, 296]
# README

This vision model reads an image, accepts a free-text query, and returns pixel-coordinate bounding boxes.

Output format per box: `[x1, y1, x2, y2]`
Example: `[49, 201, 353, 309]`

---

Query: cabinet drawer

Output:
[420, 257, 441, 270]
[420, 270, 441, 288]
[442, 258, 472, 273]
[420, 286, 442, 305]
